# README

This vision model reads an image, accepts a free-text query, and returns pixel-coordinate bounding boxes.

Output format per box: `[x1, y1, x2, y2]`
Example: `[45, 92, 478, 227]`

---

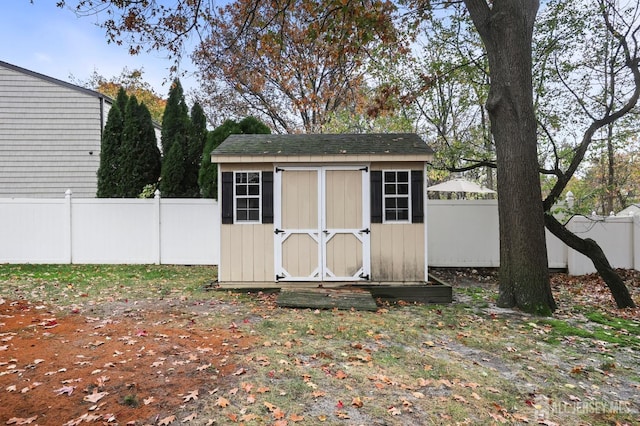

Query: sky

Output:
[0, 1, 196, 98]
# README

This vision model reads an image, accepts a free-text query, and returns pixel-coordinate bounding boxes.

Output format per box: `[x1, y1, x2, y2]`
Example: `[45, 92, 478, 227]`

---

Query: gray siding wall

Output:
[0, 63, 105, 198]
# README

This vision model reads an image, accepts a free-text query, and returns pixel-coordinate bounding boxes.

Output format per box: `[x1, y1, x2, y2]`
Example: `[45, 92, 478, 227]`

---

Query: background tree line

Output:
[96, 79, 270, 199]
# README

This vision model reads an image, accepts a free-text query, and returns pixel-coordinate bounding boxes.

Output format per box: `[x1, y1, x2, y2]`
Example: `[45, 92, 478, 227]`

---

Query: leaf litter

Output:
[0, 265, 639, 425]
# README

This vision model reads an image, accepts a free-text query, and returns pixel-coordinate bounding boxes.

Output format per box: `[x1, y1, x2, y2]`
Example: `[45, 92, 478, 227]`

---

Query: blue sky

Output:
[0, 1, 195, 97]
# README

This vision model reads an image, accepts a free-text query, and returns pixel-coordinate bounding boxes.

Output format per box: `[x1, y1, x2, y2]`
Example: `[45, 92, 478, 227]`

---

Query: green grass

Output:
[538, 313, 640, 349]
[0, 264, 217, 304]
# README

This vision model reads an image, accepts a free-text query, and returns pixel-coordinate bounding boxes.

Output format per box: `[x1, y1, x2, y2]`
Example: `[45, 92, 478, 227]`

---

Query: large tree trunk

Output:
[544, 214, 636, 308]
[465, 0, 556, 314]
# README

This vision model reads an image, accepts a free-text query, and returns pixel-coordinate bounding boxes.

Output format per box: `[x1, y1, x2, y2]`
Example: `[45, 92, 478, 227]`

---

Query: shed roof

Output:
[211, 133, 434, 163]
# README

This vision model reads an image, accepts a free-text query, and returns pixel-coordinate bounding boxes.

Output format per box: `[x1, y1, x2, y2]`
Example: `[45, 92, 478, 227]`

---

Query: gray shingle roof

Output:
[211, 133, 434, 157]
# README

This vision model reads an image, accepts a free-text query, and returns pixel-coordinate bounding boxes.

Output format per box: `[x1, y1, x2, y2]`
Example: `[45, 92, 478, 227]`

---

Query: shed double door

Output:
[274, 166, 370, 282]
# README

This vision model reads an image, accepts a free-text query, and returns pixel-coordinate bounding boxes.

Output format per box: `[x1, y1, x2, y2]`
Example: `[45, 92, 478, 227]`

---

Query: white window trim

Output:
[233, 171, 262, 224]
[382, 169, 412, 224]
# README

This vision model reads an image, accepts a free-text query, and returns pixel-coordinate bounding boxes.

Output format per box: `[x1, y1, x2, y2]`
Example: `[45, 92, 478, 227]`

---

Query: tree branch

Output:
[543, 1, 640, 211]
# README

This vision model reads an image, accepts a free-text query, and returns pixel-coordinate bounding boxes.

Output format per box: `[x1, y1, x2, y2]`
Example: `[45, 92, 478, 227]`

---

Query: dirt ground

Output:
[0, 298, 250, 425]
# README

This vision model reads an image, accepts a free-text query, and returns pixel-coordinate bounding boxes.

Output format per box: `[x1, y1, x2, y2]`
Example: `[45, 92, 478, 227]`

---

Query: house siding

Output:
[0, 62, 107, 198]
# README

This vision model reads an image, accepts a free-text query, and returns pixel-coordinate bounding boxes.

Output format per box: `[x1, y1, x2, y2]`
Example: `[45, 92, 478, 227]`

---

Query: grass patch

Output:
[539, 313, 640, 349]
[0, 264, 217, 304]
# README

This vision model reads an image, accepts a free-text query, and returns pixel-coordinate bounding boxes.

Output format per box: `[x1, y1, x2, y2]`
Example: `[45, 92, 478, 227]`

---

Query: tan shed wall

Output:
[370, 223, 425, 282]
[220, 224, 274, 282]
[218, 160, 427, 284]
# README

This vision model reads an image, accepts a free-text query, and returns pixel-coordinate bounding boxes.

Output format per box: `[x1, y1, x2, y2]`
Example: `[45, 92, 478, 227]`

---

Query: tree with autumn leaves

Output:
[73, 68, 166, 124]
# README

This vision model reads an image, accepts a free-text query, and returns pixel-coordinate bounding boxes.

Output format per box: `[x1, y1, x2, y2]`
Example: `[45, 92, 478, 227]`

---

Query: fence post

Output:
[64, 189, 73, 264]
[634, 214, 640, 272]
[154, 189, 161, 265]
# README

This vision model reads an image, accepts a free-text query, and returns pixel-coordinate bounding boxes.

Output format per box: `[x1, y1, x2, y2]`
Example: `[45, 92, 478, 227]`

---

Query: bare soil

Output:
[0, 298, 250, 425]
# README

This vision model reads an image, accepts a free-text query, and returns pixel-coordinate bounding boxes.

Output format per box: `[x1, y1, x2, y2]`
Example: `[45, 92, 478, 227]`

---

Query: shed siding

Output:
[220, 224, 274, 282]
[0, 63, 105, 198]
[370, 223, 424, 282]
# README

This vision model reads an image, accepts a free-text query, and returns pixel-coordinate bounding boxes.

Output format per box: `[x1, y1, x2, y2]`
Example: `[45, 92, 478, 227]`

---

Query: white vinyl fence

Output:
[0, 192, 219, 265]
[427, 200, 640, 275]
[0, 196, 638, 275]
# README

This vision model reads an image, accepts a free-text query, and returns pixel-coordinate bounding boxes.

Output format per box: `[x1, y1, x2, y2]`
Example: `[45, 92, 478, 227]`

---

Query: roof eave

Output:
[211, 153, 434, 164]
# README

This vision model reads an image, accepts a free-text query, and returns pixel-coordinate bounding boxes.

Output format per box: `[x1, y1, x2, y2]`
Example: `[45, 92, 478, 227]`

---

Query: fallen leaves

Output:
[181, 413, 197, 423]
[5, 416, 37, 425]
[182, 389, 199, 403]
[215, 397, 231, 408]
[351, 396, 364, 408]
[83, 389, 108, 403]
[54, 385, 75, 396]
[158, 415, 176, 425]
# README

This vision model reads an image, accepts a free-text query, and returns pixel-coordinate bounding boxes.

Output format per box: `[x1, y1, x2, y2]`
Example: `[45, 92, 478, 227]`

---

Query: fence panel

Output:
[428, 200, 590, 270]
[71, 199, 159, 264]
[159, 199, 219, 265]
[567, 216, 635, 275]
[427, 200, 500, 267]
[0, 198, 70, 263]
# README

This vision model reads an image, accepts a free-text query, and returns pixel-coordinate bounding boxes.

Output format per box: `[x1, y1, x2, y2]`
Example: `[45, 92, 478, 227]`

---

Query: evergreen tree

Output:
[97, 88, 128, 197]
[160, 79, 190, 156]
[120, 95, 161, 197]
[159, 79, 191, 197]
[135, 102, 162, 193]
[238, 116, 272, 134]
[160, 141, 186, 197]
[184, 102, 208, 197]
[198, 117, 270, 198]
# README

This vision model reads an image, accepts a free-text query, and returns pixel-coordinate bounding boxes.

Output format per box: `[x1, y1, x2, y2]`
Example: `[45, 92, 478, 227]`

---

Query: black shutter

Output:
[371, 171, 383, 223]
[262, 171, 274, 224]
[221, 172, 234, 224]
[411, 170, 424, 223]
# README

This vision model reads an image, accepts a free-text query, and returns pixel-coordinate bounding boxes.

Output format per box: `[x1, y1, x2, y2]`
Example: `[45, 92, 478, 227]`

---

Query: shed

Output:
[211, 133, 434, 288]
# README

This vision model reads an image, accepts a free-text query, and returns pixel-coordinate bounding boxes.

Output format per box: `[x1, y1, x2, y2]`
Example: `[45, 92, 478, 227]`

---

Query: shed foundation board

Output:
[367, 284, 452, 304]
[277, 287, 378, 311]
[214, 281, 434, 289]
[214, 280, 453, 306]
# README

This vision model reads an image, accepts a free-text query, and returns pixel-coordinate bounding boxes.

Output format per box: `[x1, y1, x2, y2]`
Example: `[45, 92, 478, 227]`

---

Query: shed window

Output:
[383, 170, 410, 222]
[235, 172, 261, 222]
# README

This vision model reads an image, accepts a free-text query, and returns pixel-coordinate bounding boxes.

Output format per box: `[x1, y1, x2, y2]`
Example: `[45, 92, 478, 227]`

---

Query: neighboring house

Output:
[0, 60, 111, 198]
[211, 133, 435, 287]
